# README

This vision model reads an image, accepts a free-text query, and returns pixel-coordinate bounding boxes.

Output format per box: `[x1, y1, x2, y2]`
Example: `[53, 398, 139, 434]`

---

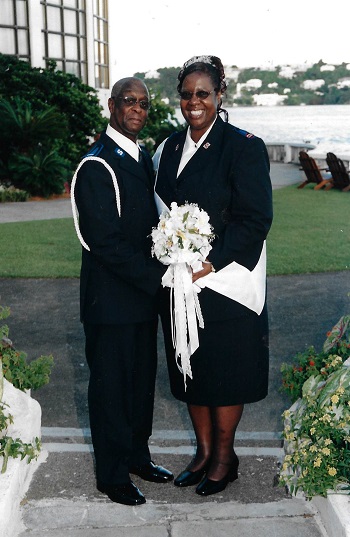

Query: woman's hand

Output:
[192, 260, 214, 282]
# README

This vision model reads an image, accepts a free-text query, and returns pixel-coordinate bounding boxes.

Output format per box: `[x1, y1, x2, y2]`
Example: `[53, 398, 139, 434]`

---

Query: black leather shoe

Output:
[195, 456, 239, 496]
[97, 481, 146, 505]
[129, 461, 174, 483]
[174, 466, 207, 487]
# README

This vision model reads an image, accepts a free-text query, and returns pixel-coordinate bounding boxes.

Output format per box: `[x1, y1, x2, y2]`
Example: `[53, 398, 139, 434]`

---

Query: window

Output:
[41, 0, 87, 82]
[93, 0, 108, 88]
[0, 0, 30, 60]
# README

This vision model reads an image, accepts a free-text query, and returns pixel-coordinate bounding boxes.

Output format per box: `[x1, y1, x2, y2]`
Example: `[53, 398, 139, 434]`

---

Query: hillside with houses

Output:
[135, 61, 350, 107]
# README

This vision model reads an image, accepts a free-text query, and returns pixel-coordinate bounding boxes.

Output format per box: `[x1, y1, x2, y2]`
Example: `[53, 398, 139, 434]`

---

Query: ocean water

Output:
[175, 104, 350, 158]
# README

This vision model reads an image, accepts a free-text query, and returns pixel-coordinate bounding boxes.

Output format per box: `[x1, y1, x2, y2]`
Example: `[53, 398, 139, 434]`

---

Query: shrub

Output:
[279, 315, 350, 498]
[7, 149, 71, 198]
[280, 315, 350, 403]
[0, 305, 53, 473]
[0, 185, 29, 202]
[0, 54, 105, 171]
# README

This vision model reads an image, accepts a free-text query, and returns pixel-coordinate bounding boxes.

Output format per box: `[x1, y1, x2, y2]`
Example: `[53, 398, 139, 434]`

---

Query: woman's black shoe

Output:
[174, 465, 208, 487]
[195, 456, 239, 496]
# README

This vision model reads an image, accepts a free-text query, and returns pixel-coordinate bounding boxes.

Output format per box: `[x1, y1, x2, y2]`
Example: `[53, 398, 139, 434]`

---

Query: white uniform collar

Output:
[184, 117, 216, 151]
[177, 118, 217, 177]
[106, 124, 140, 162]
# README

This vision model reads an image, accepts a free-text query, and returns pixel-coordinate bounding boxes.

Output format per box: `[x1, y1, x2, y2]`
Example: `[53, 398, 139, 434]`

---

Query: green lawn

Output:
[0, 185, 349, 278]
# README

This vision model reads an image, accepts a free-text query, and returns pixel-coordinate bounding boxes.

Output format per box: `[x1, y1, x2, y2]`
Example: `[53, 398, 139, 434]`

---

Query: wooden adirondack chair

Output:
[325, 153, 350, 191]
[298, 151, 332, 189]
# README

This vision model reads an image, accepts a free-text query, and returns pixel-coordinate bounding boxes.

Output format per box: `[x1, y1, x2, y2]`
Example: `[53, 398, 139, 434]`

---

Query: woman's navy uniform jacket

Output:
[155, 116, 273, 322]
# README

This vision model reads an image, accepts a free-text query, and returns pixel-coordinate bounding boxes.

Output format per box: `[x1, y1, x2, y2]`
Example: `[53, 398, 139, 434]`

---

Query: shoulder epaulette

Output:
[233, 126, 255, 139]
[83, 142, 104, 158]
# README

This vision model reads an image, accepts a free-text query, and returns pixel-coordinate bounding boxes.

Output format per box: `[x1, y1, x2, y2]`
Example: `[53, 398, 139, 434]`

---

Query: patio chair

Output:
[325, 153, 350, 192]
[298, 151, 332, 190]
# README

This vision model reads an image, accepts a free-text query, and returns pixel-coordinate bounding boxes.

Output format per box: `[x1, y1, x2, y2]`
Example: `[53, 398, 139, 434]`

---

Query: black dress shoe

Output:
[174, 466, 208, 487]
[97, 481, 146, 505]
[129, 461, 174, 483]
[195, 456, 239, 496]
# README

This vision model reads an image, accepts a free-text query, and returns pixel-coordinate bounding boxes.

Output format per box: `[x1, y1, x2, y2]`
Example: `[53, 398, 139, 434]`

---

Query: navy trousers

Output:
[84, 320, 158, 485]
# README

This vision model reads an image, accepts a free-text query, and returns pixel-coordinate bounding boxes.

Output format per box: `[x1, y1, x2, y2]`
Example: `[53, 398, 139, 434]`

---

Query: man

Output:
[72, 77, 173, 506]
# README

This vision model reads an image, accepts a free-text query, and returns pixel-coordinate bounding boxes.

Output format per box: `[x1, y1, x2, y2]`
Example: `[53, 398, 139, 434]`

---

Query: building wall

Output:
[0, 0, 120, 116]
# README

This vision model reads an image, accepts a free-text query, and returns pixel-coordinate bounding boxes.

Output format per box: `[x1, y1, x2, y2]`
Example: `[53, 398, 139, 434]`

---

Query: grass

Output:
[267, 185, 350, 275]
[0, 184, 349, 278]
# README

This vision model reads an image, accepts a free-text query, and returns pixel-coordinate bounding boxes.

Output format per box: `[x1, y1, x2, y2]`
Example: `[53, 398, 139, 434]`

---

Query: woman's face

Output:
[179, 71, 221, 142]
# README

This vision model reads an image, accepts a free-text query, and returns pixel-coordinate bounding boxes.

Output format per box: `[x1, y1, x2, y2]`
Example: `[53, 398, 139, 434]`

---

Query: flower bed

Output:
[279, 315, 350, 499]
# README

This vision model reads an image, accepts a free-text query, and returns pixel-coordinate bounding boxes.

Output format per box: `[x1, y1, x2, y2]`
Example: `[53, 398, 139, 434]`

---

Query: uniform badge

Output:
[114, 147, 125, 157]
[203, 142, 211, 149]
[175, 144, 179, 151]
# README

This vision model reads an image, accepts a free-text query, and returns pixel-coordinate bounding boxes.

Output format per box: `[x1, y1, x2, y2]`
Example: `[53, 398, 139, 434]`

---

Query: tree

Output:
[139, 90, 184, 153]
[0, 54, 105, 170]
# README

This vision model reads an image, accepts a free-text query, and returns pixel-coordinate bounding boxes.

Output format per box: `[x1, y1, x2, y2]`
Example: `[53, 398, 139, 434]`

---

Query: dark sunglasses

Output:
[114, 96, 151, 110]
[178, 90, 214, 101]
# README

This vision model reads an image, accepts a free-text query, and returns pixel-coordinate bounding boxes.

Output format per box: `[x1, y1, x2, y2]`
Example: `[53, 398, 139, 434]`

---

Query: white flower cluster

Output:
[151, 202, 214, 267]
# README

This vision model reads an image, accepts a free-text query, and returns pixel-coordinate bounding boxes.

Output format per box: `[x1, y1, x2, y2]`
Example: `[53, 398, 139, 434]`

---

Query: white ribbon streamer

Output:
[162, 263, 205, 389]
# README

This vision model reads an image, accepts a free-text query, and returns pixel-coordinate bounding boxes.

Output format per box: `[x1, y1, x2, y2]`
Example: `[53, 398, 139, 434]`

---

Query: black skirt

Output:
[160, 305, 269, 406]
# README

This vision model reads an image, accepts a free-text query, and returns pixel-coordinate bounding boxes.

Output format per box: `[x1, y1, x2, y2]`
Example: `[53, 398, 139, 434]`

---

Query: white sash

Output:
[194, 242, 266, 315]
[70, 156, 121, 251]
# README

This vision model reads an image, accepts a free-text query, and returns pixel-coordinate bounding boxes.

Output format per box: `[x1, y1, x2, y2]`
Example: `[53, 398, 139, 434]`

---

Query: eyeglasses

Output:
[114, 96, 151, 110]
[178, 90, 214, 101]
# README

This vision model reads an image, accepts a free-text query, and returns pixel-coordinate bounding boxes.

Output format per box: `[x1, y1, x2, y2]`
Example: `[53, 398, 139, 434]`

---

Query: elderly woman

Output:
[154, 55, 273, 496]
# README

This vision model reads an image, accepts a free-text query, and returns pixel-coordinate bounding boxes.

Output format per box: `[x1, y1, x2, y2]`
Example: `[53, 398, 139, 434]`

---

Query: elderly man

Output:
[72, 77, 172, 506]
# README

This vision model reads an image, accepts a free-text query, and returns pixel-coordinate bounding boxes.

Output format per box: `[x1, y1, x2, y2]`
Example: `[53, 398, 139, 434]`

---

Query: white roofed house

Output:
[336, 78, 350, 89]
[301, 79, 326, 90]
[253, 93, 287, 106]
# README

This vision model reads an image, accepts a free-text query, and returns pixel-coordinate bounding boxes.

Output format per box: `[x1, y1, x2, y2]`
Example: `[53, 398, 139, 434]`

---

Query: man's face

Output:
[108, 80, 150, 142]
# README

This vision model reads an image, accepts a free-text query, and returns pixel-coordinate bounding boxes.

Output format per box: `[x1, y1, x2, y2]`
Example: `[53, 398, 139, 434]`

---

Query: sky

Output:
[112, 0, 350, 79]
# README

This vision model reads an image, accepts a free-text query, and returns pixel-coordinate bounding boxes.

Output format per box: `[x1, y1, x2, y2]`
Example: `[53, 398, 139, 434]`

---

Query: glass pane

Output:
[16, 0, 28, 27]
[95, 65, 108, 89]
[17, 29, 29, 55]
[48, 33, 63, 57]
[46, 0, 61, 5]
[98, 19, 105, 41]
[66, 61, 79, 76]
[93, 15, 98, 38]
[99, 43, 107, 64]
[95, 74, 100, 88]
[99, 0, 106, 17]
[79, 37, 86, 60]
[1, 0, 14, 25]
[63, 0, 77, 7]
[63, 7, 77, 34]
[47, 6, 61, 32]
[100, 66, 108, 89]
[54, 60, 63, 71]
[1, 28, 15, 54]
[80, 62, 87, 83]
[94, 40, 98, 61]
[65, 35, 78, 59]
[103, 20, 108, 41]
[79, 11, 86, 34]
[78, 0, 86, 10]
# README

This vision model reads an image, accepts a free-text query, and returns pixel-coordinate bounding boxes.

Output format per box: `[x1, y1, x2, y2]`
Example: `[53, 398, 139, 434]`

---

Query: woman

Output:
[154, 55, 273, 496]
